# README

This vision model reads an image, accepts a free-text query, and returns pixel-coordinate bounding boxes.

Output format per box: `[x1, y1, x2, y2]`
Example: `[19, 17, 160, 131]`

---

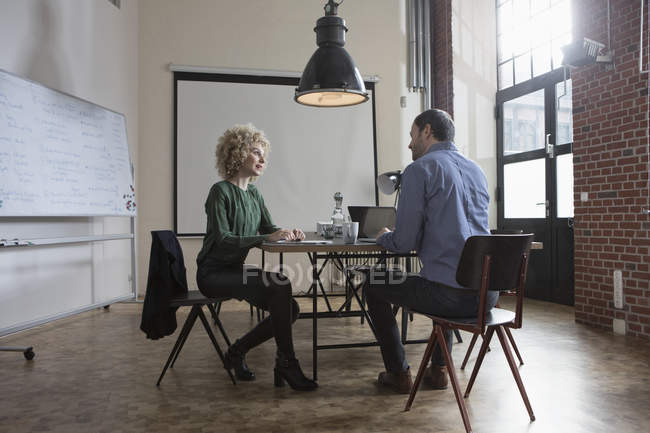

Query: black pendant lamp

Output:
[295, 0, 369, 107]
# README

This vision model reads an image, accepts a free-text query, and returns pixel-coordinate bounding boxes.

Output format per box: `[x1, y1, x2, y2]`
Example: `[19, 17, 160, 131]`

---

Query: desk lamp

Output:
[376, 170, 401, 207]
[295, 0, 369, 107]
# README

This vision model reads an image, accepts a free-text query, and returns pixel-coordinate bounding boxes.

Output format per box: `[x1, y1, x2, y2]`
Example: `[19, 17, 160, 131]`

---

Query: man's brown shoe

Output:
[423, 364, 448, 389]
[378, 369, 413, 394]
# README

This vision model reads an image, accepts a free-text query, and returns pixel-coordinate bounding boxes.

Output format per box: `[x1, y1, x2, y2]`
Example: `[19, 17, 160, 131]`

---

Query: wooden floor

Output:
[1, 296, 649, 433]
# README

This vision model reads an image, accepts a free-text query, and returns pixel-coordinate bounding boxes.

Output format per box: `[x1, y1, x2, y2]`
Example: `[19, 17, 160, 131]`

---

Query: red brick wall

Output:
[572, 0, 650, 338]
[432, 0, 454, 115]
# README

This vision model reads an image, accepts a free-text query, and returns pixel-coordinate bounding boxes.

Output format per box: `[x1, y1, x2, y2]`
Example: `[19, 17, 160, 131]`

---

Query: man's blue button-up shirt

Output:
[377, 141, 490, 288]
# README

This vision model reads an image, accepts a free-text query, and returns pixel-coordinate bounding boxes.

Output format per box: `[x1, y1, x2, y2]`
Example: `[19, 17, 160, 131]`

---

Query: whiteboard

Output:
[0, 69, 136, 217]
[175, 72, 377, 236]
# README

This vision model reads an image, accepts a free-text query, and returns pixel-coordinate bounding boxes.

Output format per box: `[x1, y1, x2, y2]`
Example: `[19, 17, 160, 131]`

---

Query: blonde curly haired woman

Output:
[196, 124, 317, 391]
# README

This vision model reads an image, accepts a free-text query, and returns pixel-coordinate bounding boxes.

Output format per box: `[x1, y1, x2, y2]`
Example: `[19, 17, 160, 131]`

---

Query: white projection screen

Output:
[174, 72, 378, 236]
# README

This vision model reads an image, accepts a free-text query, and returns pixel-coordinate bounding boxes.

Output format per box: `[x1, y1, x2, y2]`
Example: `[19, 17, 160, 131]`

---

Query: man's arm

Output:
[377, 164, 427, 253]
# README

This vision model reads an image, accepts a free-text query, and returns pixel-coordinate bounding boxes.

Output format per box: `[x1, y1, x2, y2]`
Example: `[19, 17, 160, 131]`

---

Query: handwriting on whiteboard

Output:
[0, 70, 136, 216]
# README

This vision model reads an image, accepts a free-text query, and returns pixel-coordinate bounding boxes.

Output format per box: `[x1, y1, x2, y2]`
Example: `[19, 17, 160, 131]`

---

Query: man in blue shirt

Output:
[366, 109, 498, 393]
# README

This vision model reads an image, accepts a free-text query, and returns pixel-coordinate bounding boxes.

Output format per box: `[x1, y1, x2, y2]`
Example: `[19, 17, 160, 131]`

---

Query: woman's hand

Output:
[267, 229, 295, 242]
[292, 228, 305, 241]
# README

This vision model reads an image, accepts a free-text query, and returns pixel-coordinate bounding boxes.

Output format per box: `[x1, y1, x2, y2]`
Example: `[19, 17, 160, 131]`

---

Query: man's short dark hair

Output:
[413, 109, 455, 142]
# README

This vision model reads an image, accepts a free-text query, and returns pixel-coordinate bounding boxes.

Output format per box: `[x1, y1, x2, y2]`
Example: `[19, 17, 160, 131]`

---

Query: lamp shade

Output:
[295, 2, 369, 107]
[376, 170, 402, 195]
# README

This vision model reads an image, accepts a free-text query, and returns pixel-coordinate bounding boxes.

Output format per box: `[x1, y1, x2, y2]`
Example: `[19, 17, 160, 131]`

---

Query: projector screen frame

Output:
[172, 70, 379, 237]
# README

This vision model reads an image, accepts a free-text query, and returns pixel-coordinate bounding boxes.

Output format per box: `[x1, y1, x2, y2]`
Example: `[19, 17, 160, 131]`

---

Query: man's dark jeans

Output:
[363, 269, 498, 373]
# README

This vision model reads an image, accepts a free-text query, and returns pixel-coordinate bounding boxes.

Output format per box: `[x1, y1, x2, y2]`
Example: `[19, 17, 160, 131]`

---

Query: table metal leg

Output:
[310, 252, 318, 381]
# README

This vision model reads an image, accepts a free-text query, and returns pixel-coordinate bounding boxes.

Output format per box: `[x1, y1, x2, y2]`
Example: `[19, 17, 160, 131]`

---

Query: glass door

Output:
[497, 73, 574, 305]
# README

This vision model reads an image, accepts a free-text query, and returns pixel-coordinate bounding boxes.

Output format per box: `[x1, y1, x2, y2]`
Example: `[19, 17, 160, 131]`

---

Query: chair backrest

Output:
[455, 234, 533, 331]
[456, 234, 533, 292]
[140, 230, 188, 340]
[151, 230, 189, 292]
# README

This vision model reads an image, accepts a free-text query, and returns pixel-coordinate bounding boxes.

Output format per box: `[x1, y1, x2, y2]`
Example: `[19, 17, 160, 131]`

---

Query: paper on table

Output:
[270, 240, 333, 244]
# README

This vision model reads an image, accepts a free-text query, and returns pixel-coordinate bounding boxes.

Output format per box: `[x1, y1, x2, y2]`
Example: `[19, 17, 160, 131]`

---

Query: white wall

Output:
[138, 0, 419, 292]
[0, 0, 139, 332]
[452, 0, 498, 229]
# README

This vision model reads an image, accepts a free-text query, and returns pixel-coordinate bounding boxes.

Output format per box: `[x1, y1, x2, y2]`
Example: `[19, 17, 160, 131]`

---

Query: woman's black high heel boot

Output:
[274, 353, 318, 391]
[224, 341, 255, 381]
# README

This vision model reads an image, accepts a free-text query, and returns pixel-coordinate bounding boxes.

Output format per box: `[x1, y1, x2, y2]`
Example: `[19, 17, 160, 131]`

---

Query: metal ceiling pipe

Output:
[418, 0, 425, 91]
[413, 0, 422, 92]
[408, 0, 417, 90]
[423, 0, 432, 108]
[416, 0, 424, 90]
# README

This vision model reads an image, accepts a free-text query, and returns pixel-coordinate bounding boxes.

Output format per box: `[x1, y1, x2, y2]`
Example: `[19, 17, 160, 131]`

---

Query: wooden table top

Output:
[260, 233, 543, 253]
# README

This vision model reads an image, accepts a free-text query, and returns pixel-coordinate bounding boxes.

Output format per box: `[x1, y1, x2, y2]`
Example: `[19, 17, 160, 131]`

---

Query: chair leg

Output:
[197, 306, 237, 385]
[454, 329, 463, 343]
[250, 303, 254, 318]
[495, 326, 535, 421]
[437, 326, 472, 433]
[401, 308, 409, 343]
[157, 306, 199, 386]
[405, 328, 438, 412]
[464, 327, 496, 398]
[505, 327, 524, 365]
[460, 332, 480, 370]
[170, 306, 200, 368]
[207, 303, 232, 347]
[360, 279, 366, 324]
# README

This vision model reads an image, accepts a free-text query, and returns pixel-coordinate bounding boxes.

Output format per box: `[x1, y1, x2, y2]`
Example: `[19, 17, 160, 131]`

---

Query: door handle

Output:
[536, 200, 550, 217]
[545, 133, 554, 158]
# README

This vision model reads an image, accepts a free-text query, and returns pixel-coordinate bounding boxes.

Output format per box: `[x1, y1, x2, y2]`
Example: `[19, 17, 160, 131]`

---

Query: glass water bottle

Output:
[331, 192, 344, 237]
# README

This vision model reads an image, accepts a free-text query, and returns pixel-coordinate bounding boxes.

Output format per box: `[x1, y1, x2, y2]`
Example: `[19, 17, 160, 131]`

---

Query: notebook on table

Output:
[347, 206, 396, 243]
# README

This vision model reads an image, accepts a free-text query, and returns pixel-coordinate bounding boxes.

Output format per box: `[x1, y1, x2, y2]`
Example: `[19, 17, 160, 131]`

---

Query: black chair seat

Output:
[169, 290, 228, 307]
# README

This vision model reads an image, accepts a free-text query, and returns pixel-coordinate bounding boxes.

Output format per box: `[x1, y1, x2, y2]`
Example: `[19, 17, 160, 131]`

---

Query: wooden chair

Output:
[460, 229, 526, 370]
[404, 234, 535, 433]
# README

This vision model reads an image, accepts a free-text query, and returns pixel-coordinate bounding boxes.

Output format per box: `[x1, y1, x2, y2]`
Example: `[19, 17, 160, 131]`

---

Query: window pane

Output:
[532, 44, 552, 76]
[503, 89, 545, 155]
[552, 33, 572, 69]
[497, 1, 514, 34]
[556, 153, 574, 217]
[513, 24, 531, 55]
[498, 32, 514, 62]
[499, 60, 514, 89]
[531, 9, 552, 48]
[513, 0, 530, 23]
[496, 0, 573, 86]
[551, 0, 572, 37]
[514, 52, 532, 84]
[556, 79, 573, 145]
[531, 0, 551, 15]
[504, 159, 546, 218]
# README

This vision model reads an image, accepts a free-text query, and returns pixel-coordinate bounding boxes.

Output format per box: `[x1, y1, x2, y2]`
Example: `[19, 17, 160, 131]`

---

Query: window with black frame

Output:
[495, 0, 575, 305]
[497, 0, 573, 90]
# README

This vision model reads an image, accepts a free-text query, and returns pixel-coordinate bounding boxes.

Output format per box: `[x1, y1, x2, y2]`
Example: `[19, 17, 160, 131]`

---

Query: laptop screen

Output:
[347, 206, 396, 238]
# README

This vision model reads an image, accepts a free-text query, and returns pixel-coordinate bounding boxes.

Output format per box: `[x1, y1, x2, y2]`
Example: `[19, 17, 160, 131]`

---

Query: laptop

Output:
[347, 206, 396, 243]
